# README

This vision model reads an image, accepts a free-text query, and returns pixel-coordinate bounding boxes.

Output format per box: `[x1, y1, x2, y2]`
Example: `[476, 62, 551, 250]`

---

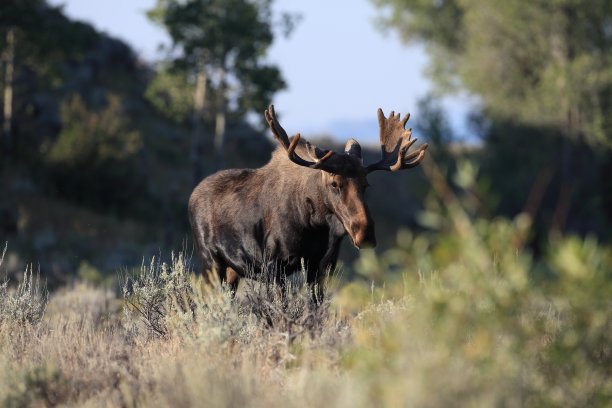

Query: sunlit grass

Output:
[1, 163, 610, 408]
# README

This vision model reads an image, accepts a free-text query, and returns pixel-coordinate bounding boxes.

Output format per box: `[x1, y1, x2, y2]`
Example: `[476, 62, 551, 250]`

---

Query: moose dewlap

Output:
[188, 105, 428, 301]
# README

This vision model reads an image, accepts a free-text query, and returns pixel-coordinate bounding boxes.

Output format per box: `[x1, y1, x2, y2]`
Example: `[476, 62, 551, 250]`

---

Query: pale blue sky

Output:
[48, 0, 473, 144]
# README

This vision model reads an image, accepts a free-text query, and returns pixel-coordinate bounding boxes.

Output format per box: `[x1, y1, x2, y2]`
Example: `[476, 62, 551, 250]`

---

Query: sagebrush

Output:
[1, 206, 610, 407]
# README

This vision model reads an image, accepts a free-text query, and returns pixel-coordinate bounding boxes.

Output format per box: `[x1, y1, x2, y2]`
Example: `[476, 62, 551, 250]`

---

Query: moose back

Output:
[188, 105, 428, 299]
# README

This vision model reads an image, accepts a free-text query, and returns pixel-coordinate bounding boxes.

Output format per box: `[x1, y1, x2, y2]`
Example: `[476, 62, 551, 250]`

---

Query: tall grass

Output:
[0, 244, 47, 327]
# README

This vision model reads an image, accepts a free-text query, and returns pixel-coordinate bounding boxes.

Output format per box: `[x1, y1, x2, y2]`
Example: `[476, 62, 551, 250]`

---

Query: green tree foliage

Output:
[1, 0, 98, 153]
[145, 67, 195, 124]
[148, 0, 293, 174]
[43, 94, 148, 215]
[148, 0, 289, 115]
[415, 94, 455, 168]
[46, 94, 142, 164]
[374, 0, 612, 147]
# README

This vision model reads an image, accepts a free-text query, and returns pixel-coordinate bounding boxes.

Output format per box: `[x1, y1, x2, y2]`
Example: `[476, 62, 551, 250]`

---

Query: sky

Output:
[47, 0, 473, 144]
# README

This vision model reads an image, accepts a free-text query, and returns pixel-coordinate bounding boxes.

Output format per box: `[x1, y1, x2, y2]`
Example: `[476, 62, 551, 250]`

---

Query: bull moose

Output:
[188, 105, 428, 300]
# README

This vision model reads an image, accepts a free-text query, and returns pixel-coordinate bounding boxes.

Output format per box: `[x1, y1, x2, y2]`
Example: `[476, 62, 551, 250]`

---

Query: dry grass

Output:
[1, 208, 610, 407]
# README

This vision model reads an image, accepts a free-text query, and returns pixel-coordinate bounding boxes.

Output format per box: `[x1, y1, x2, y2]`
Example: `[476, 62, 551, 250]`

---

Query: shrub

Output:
[121, 253, 336, 344]
[121, 253, 193, 337]
[42, 93, 151, 217]
[347, 160, 611, 407]
[0, 245, 48, 327]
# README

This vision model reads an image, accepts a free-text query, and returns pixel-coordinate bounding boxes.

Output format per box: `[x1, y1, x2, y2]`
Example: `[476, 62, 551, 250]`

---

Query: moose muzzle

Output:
[351, 219, 376, 249]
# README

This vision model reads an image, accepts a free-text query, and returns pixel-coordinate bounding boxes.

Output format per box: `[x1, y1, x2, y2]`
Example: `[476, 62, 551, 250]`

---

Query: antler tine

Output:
[264, 105, 290, 148]
[404, 148, 427, 168]
[366, 108, 428, 173]
[264, 105, 336, 170]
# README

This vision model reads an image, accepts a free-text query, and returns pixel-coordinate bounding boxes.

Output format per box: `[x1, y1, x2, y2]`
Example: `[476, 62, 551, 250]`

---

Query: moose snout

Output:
[352, 222, 376, 249]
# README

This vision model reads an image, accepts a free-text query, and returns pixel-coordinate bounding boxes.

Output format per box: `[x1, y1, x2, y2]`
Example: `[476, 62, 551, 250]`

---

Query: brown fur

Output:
[189, 106, 426, 301]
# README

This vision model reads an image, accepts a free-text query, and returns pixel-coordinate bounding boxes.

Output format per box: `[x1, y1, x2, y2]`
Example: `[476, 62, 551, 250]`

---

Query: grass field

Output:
[1, 171, 610, 407]
[1, 203, 610, 407]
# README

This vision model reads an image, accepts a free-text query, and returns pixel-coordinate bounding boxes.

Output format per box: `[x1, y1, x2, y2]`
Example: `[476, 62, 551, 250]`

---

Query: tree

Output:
[415, 95, 453, 150]
[2, 27, 15, 152]
[1, 0, 45, 154]
[44, 93, 147, 215]
[373, 0, 612, 237]
[1, 0, 98, 157]
[148, 0, 295, 181]
[373, 0, 612, 148]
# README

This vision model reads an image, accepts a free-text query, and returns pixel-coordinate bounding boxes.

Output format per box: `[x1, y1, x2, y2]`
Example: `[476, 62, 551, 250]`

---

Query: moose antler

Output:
[366, 108, 428, 173]
[264, 105, 335, 170]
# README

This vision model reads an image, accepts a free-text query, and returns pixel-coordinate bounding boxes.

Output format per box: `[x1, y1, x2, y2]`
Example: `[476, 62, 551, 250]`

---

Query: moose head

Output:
[264, 105, 428, 250]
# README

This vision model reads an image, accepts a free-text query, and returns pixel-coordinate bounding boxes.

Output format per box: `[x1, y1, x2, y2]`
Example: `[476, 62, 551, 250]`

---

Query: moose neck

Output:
[302, 169, 332, 227]
[265, 150, 332, 229]
[277, 166, 330, 229]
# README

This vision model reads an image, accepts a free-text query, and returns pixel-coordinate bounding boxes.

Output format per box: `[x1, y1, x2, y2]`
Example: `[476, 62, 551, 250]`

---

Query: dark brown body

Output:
[189, 144, 372, 296]
[188, 105, 427, 299]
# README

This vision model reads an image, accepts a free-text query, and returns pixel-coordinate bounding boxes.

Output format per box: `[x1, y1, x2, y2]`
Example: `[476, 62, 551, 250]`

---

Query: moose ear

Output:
[344, 138, 362, 160]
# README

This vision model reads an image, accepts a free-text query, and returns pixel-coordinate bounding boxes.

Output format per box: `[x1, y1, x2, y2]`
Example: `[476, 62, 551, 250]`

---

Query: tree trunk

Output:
[549, 6, 575, 234]
[213, 66, 227, 171]
[191, 63, 207, 186]
[2, 28, 15, 155]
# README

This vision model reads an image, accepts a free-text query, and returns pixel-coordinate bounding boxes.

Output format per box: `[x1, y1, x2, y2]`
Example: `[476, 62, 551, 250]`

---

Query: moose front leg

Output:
[202, 256, 239, 297]
[308, 232, 343, 305]
[307, 268, 325, 305]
